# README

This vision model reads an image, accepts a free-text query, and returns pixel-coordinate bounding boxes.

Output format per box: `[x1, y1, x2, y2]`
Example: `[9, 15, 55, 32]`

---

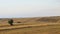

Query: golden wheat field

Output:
[0, 16, 60, 34]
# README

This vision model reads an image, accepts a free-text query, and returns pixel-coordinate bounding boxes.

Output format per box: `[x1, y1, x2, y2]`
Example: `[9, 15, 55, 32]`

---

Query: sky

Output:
[0, 0, 60, 18]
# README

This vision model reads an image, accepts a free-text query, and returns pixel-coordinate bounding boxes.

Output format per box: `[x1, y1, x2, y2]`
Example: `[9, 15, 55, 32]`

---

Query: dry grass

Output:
[0, 16, 60, 34]
[0, 23, 60, 34]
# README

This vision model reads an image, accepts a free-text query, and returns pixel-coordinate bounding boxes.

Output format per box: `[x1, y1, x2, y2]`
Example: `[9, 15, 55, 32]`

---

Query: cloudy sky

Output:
[0, 0, 60, 18]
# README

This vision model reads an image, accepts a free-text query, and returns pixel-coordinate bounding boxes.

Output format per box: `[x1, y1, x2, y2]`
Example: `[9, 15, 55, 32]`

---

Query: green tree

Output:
[8, 19, 13, 26]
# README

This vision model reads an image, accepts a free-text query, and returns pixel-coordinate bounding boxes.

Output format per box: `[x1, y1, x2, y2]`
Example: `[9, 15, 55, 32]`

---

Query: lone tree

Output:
[8, 19, 13, 26]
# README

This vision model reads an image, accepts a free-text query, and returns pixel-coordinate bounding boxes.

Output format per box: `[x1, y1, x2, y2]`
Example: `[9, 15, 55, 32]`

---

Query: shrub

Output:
[8, 19, 14, 26]
[17, 22, 21, 23]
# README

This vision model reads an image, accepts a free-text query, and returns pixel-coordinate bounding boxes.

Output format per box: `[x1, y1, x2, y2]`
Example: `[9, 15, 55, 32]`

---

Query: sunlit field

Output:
[0, 16, 60, 34]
